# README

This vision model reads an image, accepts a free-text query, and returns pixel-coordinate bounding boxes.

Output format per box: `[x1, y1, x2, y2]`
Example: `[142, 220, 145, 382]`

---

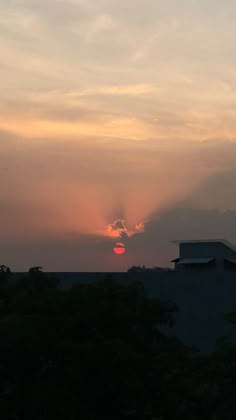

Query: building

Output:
[171, 239, 236, 271]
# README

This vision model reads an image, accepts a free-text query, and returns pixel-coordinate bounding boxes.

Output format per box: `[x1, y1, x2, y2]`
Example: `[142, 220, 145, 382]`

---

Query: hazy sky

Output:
[1, 0, 236, 270]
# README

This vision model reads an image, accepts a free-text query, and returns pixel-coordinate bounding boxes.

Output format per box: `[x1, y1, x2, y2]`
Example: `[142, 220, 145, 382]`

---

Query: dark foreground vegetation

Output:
[0, 267, 236, 419]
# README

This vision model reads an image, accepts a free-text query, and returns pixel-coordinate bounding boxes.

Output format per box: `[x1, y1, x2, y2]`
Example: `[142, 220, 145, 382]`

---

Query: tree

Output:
[29, 266, 43, 273]
[2, 274, 236, 420]
[0, 277, 179, 420]
[0, 265, 11, 286]
[0, 265, 7, 273]
[0, 265, 11, 275]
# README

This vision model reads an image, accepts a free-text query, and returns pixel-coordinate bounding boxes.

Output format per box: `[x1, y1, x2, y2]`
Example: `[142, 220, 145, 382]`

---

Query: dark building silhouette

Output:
[171, 239, 236, 271]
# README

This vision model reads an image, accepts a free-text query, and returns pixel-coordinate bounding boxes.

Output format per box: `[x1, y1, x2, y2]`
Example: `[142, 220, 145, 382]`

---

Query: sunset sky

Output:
[1, 0, 236, 271]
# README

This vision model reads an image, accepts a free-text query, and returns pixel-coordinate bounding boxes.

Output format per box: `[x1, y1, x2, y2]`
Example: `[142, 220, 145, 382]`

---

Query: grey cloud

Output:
[0, 234, 127, 272]
[1, 133, 236, 269]
[2, 206, 236, 271]
[125, 167, 236, 267]
[126, 206, 236, 269]
[183, 170, 236, 210]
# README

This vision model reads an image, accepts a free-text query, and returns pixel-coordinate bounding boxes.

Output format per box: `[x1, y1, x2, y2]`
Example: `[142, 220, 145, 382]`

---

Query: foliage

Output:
[0, 270, 236, 419]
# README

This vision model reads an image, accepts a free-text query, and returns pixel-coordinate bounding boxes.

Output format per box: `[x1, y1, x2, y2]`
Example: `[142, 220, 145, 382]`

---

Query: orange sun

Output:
[114, 242, 126, 255]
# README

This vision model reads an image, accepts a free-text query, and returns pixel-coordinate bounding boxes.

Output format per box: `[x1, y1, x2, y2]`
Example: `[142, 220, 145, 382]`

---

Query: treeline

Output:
[128, 266, 173, 272]
[0, 268, 236, 419]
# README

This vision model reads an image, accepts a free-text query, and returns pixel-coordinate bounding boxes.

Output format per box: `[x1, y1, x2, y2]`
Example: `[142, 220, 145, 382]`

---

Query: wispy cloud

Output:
[70, 84, 158, 97]
[1, 0, 236, 268]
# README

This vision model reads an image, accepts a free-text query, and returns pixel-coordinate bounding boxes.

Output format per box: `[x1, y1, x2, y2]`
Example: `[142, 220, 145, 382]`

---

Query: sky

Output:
[1, 0, 236, 271]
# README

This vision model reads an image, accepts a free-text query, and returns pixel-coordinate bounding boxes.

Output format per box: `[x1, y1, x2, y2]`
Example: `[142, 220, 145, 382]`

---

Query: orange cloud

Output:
[104, 219, 147, 239]
[0, 114, 155, 141]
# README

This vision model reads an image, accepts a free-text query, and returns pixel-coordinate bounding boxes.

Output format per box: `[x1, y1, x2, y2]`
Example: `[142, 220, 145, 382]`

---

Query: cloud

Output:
[2, 1, 236, 270]
[72, 84, 157, 97]
[2, 0, 236, 144]
[106, 219, 127, 238]
[3, 205, 236, 271]
[1, 136, 236, 271]
[184, 170, 236, 210]
[105, 218, 145, 239]
[0, 131, 208, 248]
[1, 134, 235, 244]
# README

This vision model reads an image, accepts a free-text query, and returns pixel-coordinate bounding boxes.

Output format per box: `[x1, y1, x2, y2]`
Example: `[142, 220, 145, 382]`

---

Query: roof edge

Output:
[172, 239, 236, 252]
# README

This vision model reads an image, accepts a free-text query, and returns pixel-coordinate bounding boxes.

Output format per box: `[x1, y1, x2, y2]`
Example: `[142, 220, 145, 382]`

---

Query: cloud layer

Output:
[1, 0, 236, 269]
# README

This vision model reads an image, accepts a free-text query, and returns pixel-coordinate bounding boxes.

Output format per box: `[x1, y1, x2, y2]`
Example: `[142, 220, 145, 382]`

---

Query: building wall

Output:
[178, 242, 236, 271]
[127, 271, 236, 352]
[179, 242, 236, 259]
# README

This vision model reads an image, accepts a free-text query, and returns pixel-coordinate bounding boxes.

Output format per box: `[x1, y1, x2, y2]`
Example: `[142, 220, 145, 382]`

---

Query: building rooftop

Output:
[172, 239, 236, 252]
[177, 258, 215, 265]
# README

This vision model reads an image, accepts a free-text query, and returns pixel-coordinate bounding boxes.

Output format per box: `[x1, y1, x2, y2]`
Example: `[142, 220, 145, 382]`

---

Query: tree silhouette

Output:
[0, 265, 10, 274]
[0, 273, 236, 419]
[0, 265, 11, 282]
[29, 266, 43, 273]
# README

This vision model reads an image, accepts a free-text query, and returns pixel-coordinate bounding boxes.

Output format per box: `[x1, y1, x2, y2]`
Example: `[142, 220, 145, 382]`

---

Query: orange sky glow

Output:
[1, 0, 236, 270]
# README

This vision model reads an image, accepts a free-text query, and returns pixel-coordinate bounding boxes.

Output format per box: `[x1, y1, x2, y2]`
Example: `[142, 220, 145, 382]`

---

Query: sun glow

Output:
[113, 242, 126, 255]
